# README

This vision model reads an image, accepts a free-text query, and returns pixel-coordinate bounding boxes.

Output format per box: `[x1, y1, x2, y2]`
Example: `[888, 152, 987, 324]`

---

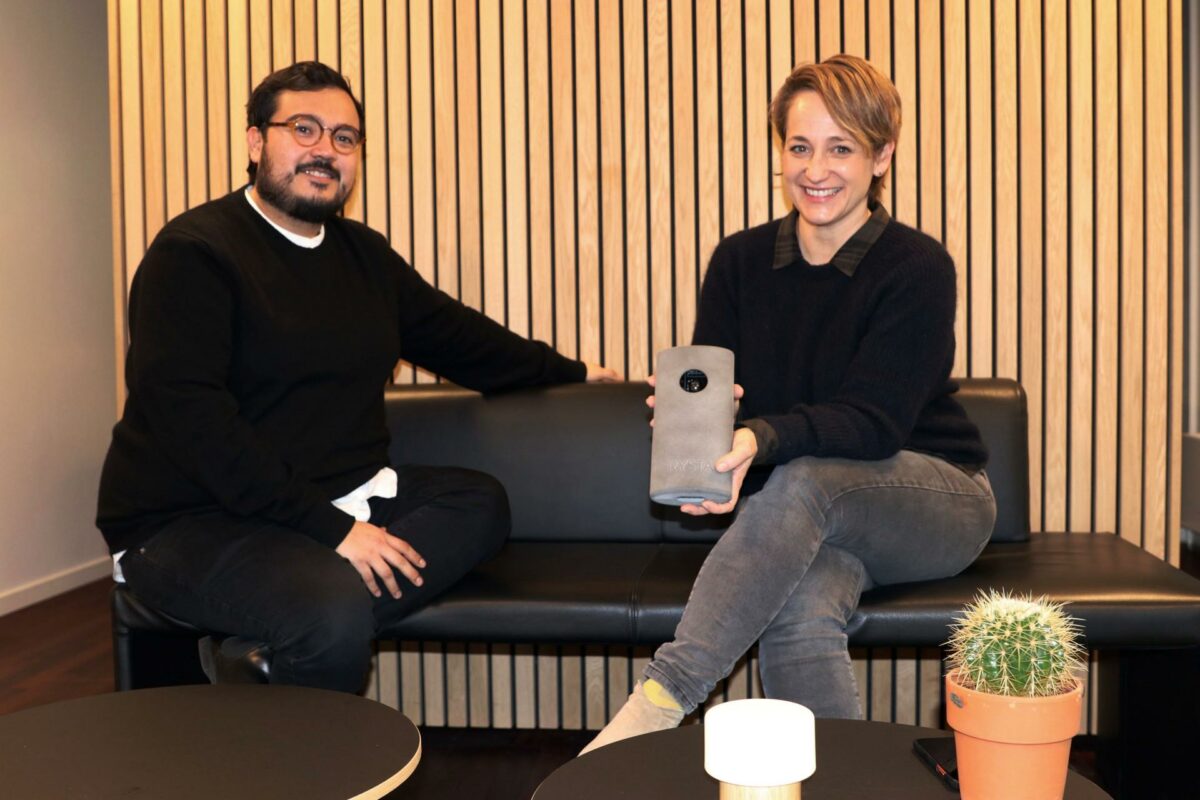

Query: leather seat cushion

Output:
[113, 533, 1200, 650]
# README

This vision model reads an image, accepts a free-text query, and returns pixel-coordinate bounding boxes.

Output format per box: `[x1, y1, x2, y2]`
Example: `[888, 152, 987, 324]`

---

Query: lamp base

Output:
[718, 781, 801, 800]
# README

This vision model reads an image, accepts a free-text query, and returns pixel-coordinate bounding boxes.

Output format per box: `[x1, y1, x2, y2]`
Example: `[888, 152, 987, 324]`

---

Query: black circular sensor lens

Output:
[680, 369, 708, 393]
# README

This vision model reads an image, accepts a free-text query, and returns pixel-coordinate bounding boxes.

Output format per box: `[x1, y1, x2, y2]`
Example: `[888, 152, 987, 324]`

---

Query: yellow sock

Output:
[642, 679, 683, 711]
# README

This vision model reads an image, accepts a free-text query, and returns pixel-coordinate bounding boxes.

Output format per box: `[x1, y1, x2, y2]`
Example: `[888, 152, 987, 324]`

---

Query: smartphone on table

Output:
[912, 736, 959, 792]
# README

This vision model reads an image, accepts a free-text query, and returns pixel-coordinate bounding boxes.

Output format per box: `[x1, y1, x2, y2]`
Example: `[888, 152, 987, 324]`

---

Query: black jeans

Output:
[120, 465, 509, 692]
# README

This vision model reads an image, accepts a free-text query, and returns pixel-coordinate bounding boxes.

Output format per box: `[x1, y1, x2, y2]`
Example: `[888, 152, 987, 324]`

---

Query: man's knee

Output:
[450, 468, 511, 558]
[272, 571, 376, 690]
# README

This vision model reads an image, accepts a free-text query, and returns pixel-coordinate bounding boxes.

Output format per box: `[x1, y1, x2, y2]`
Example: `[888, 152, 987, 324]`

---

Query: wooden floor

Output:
[0, 580, 591, 799]
[0, 579, 114, 716]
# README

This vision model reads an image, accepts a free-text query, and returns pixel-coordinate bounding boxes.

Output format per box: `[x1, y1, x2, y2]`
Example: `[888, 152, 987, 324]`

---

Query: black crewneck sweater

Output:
[694, 214, 987, 489]
[98, 190, 584, 554]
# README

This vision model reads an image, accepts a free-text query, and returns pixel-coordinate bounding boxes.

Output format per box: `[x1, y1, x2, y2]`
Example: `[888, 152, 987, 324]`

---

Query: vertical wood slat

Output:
[1143, 0, 1170, 559]
[479, 0, 505, 327]
[361, 0, 387, 233]
[992, 0, 1018, 382]
[890, 0, 916, 228]
[743, 0, 770, 231]
[769, 0, 793, 222]
[574, 0, 601, 364]
[943, 0, 968, 380]
[140, 0, 165, 243]
[674, 0, 700, 344]
[841, 0, 865, 58]
[528, 0, 555, 345]
[719, 0, 744, 238]
[108, 0, 128, 408]
[182, 0, 207, 208]
[205, 0, 229, 198]
[454, 0, 480, 314]
[1119, 0, 1146, 546]
[694, 0, 721, 305]
[109, 0, 1186, 733]
[1018, 0, 1045, 530]
[1043, 0, 1069, 532]
[227, 0, 249, 192]
[248, 0, 271, 88]
[966, 0, 993, 377]
[316, 0, 338, 69]
[339, 0, 363, 222]
[408, 0, 435, 310]
[1069, 0, 1095, 532]
[117, 0, 144, 286]
[1167, 0, 1184, 566]
[793, 0, 814, 69]
[817, 0, 840, 60]
[550, 0, 578, 358]
[647, 0, 674, 356]
[504, 0, 530, 340]
[272, 0, 293, 68]
[1094, 0, 1121, 537]
[623, 0, 650, 378]
[599, 0, 624, 373]
[431, 0, 458, 299]
[917, 0, 942, 240]
[385, 0, 414, 386]
[293, 0, 316, 63]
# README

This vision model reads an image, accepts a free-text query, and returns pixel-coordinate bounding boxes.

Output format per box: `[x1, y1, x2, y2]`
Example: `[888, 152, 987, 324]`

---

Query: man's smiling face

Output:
[247, 87, 361, 233]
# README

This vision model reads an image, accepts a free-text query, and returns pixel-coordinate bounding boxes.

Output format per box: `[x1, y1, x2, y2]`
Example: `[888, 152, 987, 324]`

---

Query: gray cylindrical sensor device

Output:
[649, 345, 736, 506]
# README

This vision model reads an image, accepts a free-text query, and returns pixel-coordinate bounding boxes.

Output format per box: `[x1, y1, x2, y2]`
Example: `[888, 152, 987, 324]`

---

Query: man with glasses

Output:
[97, 61, 616, 692]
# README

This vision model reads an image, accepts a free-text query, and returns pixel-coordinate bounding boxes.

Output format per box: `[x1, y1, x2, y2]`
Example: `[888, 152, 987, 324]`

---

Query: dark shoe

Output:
[198, 636, 272, 684]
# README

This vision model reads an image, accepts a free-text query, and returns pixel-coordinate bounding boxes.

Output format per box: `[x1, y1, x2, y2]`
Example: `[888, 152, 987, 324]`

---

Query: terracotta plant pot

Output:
[945, 668, 1083, 800]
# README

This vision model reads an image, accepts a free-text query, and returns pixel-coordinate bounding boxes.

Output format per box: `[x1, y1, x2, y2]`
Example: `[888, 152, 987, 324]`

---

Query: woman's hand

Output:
[680, 427, 757, 516]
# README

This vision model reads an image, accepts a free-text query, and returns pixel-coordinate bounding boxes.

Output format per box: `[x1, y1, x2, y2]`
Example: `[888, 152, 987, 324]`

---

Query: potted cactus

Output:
[944, 590, 1086, 800]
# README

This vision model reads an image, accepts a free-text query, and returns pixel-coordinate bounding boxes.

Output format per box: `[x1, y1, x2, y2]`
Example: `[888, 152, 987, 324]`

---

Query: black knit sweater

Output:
[694, 213, 987, 489]
[97, 190, 585, 554]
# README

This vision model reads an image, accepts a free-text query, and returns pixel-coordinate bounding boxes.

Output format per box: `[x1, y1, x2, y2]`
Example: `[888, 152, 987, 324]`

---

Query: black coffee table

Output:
[534, 719, 1111, 799]
[0, 685, 420, 799]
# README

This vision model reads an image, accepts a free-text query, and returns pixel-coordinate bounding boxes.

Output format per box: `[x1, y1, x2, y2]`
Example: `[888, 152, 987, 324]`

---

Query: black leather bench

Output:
[111, 378, 1200, 797]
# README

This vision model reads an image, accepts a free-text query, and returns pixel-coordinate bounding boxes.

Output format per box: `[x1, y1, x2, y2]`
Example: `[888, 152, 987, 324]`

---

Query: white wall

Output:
[0, 0, 115, 615]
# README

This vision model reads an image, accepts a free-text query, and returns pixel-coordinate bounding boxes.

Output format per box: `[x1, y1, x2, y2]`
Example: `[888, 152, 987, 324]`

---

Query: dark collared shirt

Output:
[771, 200, 891, 275]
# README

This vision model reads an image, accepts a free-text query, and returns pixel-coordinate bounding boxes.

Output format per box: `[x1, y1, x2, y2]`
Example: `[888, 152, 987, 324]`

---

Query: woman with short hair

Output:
[582, 54, 996, 753]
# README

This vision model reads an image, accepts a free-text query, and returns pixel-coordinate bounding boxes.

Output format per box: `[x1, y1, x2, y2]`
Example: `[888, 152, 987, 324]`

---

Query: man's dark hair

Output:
[245, 61, 364, 181]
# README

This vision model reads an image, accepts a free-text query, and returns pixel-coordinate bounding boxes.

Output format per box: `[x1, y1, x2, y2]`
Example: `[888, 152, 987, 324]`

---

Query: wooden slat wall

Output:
[108, 0, 1187, 731]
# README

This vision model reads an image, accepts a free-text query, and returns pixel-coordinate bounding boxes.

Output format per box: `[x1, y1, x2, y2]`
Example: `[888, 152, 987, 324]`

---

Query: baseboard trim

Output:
[0, 557, 112, 617]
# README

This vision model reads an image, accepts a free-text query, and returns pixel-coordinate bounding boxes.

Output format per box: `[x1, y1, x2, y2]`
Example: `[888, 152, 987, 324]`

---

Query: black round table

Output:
[0, 685, 420, 799]
[534, 719, 1111, 799]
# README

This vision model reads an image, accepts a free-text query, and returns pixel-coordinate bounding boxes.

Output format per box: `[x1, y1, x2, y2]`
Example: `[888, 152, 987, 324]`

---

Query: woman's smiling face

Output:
[781, 90, 894, 249]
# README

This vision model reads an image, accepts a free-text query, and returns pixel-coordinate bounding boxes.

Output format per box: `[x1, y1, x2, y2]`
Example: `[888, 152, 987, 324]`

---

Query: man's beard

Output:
[254, 151, 348, 224]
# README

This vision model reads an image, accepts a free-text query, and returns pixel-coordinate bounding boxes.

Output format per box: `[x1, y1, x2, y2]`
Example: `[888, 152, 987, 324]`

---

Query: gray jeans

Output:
[644, 450, 996, 718]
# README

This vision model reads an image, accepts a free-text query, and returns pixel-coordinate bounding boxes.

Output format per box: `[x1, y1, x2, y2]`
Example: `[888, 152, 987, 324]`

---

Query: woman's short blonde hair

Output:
[769, 54, 902, 203]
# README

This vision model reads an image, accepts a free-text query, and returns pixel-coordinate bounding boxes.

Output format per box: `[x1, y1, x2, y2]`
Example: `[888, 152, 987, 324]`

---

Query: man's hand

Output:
[645, 374, 745, 427]
[335, 521, 427, 599]
[680, 427, 758, 516]
[585, 362, 620, 382]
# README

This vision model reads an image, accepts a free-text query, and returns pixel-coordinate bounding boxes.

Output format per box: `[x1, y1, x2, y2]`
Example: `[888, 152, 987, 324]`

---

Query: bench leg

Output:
[112, 626, 210, 690]
[1098, 647, 1200, 799]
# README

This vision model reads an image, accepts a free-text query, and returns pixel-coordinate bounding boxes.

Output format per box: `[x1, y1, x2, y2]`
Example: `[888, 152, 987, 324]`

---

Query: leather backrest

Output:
[386, 382, 660, 542]
[954, 378, 1030, 542]
[384, 377, 1029, 544]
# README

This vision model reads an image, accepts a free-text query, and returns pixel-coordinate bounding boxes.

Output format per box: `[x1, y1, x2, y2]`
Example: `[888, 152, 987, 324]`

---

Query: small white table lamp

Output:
[704, 699, 816, 800]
